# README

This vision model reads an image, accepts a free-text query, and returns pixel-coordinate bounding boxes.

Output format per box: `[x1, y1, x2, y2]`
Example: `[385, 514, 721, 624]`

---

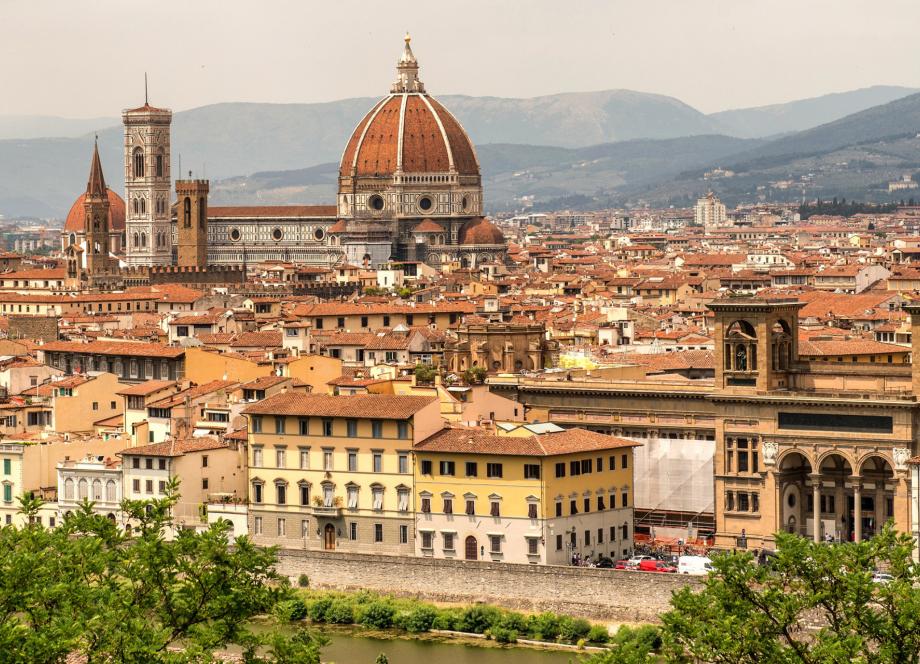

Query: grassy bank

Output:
[278, 587, 660, 654]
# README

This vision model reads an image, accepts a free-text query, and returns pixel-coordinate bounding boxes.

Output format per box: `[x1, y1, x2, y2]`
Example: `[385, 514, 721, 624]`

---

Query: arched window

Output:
[78, 478, 88, 500]
[106, 480, 117, 502]
[92, 479, 102, 501]
[133, 148, 145, 179]
[140, 198, 146, 215]
[141, 233, 147, 247]
[183, 197, 191, 227]
[64, 478, 74, 500]
[133, 199, 139, 215]
[199, 197, 206, 228]
[133, 232, 139, 247]
[155, 151, 164, 178]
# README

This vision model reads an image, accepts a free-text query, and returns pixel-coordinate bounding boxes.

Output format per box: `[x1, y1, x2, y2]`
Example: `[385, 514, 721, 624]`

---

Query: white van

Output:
[678, 555, 713, 575]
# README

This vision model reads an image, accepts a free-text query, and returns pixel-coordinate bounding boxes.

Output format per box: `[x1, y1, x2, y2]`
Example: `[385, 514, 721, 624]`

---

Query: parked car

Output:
[678, 555, 713, 576]
[595, 556, 615, 568]
[614, 559, 630, 570]
[626, 555, 655, 568]
[872, 572, 893, 584]
[638, 559, 677, 573]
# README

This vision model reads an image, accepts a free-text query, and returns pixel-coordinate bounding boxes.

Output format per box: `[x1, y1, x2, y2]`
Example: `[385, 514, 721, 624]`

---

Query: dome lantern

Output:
[391, 33, 425, 94]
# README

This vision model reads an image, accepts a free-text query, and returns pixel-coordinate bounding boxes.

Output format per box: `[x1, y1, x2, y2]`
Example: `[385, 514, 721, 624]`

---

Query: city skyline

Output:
[2, 0, 919, 118]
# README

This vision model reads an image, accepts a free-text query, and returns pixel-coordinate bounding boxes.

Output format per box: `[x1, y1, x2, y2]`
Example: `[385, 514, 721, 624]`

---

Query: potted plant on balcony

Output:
[312, 496, 324, 507]
[333, 496, 343, 508]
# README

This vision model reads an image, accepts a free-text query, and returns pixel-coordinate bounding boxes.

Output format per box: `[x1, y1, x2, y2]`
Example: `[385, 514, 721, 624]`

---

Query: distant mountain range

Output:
[0, 85, 918, 217]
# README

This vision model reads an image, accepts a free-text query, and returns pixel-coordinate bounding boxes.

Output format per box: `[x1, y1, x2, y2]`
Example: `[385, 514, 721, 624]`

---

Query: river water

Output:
[321, 631, 580, 664]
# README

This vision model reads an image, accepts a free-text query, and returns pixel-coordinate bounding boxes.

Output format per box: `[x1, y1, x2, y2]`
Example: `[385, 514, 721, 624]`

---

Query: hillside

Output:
[709, 85, 918, 139]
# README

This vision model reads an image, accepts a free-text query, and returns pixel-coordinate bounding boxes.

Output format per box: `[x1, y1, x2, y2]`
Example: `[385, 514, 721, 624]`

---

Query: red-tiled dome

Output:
[340, 95, 479, 178]
[64, 188, 126, 233]
[339, 36, 478, 179]
[412, 219, 445, 233]
[458, 217, 504, 245]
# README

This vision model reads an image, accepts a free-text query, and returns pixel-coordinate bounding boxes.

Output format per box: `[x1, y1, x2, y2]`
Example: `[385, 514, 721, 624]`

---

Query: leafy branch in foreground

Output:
[0, 481, 324, 663]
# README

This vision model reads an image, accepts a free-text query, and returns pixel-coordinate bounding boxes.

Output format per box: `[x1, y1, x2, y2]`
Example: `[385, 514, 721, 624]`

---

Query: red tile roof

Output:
[415, 427, 639, 456]
[242, 392, 436, 419]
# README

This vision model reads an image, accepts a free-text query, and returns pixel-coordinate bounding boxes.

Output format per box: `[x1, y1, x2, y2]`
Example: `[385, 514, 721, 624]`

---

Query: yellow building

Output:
[242, 393, 442, 554]
[413, 427, 638, 565]
[50, 372, 128, 434]
[184, 347, 342, 394]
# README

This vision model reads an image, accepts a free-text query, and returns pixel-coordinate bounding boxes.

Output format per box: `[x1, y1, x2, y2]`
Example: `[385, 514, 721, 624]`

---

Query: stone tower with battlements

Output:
[176, 179, 209, 269]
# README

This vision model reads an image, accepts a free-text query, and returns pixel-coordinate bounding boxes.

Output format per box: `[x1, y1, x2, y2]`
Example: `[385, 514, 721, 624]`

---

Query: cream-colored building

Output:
[50, 372, 128, 434]
[695, 192, 727, 230]
[242, 393, 442, 554]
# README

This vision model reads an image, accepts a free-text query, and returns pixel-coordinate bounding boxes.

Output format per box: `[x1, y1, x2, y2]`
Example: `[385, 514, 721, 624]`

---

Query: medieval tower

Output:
[123, 98, 172, 266]
[176, 178, 209, 269]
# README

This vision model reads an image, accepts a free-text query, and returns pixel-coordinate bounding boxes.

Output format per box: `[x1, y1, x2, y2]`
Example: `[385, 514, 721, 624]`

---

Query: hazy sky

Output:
[3, 0, 919, 117]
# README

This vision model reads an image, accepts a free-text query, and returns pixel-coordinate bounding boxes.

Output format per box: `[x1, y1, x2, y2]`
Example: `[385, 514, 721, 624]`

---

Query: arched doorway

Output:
[817, 453, 853, 542]
[857, 456, 895, 540]
[778, 451, 812, 537]
[323, 524, 336, 550]
[465, 535, 477, 561]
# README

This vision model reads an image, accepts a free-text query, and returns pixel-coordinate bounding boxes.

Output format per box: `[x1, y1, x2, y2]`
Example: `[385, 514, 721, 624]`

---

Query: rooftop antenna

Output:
[144, 72, 148, 105]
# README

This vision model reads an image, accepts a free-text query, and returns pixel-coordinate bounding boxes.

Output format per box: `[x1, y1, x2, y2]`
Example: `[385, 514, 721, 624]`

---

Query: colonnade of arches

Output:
[777, 450, 895, 543]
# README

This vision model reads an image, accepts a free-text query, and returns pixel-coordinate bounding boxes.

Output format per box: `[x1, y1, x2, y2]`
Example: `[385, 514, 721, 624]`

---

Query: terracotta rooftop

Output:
[119, 437, 229, 458]
[41, 341, 184, 359]
[242, 392, 436, 419]
[415, 427, 640, 456]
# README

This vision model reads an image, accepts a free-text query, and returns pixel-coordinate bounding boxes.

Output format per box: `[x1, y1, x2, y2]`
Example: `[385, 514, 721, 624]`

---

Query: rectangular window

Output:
[527, 537, 539, 555]
[146, 458, 153, 470]
[570, 499, 578, 515]
[2, 459, 9, 475]
[556, 534, 563, 551]
[299, 484, 310, 506]
[299, 418, 309, 435]
[528, 503, 538, 519]
[92, 402, 98, 411]
[276, 448, 286, 468]
[251, 416, 262, 433]
[374, 523, 383, 543]
[443, 532, 455, 551]
[584, 530, 590, 546]
[421, 497, 431, 513]
[399, 524, 409, 544]
[254, 517, 262, 535]
[397, 421, 409, 439]
[621, 454, 628, 469]
[597, 457, 603, 473]
[465, 462, 478, 477]
[465, 499, 475, 515]
[132, 458, 140, 469]
[738, 492, 750, 512]
[555, 501, 562, 517]
[421, 460, 432, 475]
[398, 453, 409, 474]
[486, 463, 503, 478]
[555, 462, 565, 478]
[346, 419, 358, 437]
[439, 460, 455, 476]
[301, 519, 309, 538]
[132, 479, 140, 492]
[570, 460, 581, 476]
[323, 449, 333, 471]
[202, 478, 209, 490]
[275, 416, 286, 435]
[583, 497, 590, 513]
[581, 459, 592, 474]
[3, 484, 11, 503]
[299, 448, 310, 469]
[373, 453, 383, 473]
[610, 526, 616, 542]
[752, 492, 759, 513]
[202, 455, 209, 468]
[276, 483, 287, 505]
[145, 480, 153, 494]
[490, 501, 500, 517]
[621, 492, 628, 508]
[322, 419, 333, 436]
[158, 481, 166, 494]
[597, 495, 605, 510]
[347, 450, 358, 472]
[350, 522, 358, 540]
[523, 464, 540, 479]
[421, 531, 433, 549]
[597, 528, 604, 544]
[489, 534, 502, 554]
[278, 518, 286, 536]
[253, 448, 263, 466]
[371, 421, 383, 438]
[158, 459, 166, 470]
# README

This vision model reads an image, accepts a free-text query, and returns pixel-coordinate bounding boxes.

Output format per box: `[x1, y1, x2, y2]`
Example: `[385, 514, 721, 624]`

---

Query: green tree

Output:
[661, 523, 920, 664]
[0, 485, 326, 663]
[413, 363, 437, 384]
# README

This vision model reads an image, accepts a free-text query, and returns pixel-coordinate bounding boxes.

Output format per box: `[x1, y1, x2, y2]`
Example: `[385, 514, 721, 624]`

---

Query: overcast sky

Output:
[2, 0, 919, 118]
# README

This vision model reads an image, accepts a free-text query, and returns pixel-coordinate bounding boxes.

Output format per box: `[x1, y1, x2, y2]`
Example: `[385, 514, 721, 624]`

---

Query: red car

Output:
[638, 559, 677, 573]
[614, 559, 630, 570]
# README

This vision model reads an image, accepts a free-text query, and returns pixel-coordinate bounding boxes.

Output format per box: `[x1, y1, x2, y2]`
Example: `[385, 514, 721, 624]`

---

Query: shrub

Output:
[361, 601, 396, 629]
[401, 605, 437, 633]
[558, 616, 592, 643]
[576, 638, 586, 649]
[496, 611, 528, 634]
[587, 624, 610, 644]
[307, 596, 334, 622]
[275, 598, 308, 622]
[297, 574, 310, 588]
[325, 599, 355, 624]
[491, 626, 518, 644]
[458, 605, 501, 634]
[431, 608, 462, 631]
[611, 624, 662, 652]
[527, 612, 561, 641]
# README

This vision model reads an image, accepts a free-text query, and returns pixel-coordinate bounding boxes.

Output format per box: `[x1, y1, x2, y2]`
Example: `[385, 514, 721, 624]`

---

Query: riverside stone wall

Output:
[275, 550, 701, 623]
